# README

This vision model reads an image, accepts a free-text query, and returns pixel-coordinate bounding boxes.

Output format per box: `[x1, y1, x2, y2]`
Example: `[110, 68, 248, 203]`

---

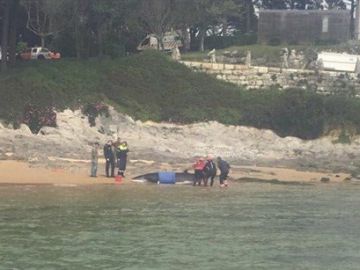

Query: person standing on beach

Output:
[116, 141, 129, 177]
[217, 157, 230, 187]
[90, 142, 99, 177]
[204, 155, 217, 186]
[103, 140, 115, 178]
[192, 157, 206, 186]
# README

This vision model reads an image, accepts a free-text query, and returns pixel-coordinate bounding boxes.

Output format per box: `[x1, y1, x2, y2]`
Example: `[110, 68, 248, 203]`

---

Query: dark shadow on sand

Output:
[235, 177, 313, 186]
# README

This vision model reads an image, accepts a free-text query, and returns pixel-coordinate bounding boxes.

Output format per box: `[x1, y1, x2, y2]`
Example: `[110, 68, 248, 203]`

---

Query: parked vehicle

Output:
[137, 31, 183, 51]
[0, 47, 10, 61]
[317, 52, 360, 72]
[20, 47, 61, 60]
[0, 47, 6, 61]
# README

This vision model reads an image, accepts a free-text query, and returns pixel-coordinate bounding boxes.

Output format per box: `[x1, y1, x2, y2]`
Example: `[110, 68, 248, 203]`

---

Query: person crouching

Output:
[217, 157, 230, 187]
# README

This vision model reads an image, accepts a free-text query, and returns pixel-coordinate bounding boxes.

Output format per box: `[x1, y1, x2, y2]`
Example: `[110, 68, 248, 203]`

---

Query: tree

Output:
[8, 0, 20, 66]
[172, 0, 195, 51]
[244, 0, 257, 32]
[88, 0, 114, 58]
[256, 0, 346, 9]
[1, 0, 11, 72]
[325, 0, 346, 9]
[23, 0, 68, 47]
[189, 0, 241, 51]
[228, 0, 257, 33]
[76, 0, 139, 58]
[138, 0, 174, 50]
[89, 0, 136, 57]
[350, 0, 357, 39]
[73, 0, 91, 58]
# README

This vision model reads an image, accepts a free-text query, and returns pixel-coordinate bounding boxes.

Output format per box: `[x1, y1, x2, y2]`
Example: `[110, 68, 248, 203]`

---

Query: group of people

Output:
[90, 139, 129, 178]
[192, 155, 230, 187]
[90, 141, 230, 187]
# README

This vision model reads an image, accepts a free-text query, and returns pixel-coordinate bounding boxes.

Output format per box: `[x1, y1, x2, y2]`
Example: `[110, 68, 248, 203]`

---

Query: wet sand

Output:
[0, 159, 351, 186]
[0, 160, 113, 186]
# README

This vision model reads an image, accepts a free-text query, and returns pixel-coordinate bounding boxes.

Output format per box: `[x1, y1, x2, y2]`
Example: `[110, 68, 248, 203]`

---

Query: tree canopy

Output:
[0, 0, 353, 70]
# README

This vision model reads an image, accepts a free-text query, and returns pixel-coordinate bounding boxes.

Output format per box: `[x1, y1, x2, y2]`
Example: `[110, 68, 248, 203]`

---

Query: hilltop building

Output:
[258, 10, 350, 44]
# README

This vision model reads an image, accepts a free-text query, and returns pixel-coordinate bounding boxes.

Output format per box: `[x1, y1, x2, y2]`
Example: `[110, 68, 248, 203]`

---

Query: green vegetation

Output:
[204, 33, 258, 50]
[1, 51, 360, 140]
[182, 44, 284, 62]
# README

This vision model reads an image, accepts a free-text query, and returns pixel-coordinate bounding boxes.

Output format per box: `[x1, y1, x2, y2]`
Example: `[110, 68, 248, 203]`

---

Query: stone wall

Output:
[181, 61, 360, 96]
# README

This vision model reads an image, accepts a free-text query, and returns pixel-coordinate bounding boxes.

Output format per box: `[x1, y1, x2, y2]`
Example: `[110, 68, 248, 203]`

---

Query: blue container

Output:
[158, 172, 176, 184]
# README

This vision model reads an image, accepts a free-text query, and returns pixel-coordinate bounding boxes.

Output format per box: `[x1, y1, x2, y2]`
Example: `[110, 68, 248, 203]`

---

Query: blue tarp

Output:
[158, 172, 176, 184]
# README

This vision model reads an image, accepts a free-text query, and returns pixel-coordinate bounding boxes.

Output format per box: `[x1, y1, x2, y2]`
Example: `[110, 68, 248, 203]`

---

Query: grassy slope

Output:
[0, 52, 248, 123]
[0, 51, 360, 140]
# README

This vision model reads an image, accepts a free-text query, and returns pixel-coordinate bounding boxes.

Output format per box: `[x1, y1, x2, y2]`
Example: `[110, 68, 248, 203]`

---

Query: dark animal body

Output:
[133, 172, 195, 183]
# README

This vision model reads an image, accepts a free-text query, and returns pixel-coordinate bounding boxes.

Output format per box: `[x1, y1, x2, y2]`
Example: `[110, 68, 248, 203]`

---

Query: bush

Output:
[268, 37, 281, 46]
[82, 103, 110, 127]
[239, 89, 338, 139]
[16, 42, 28, 53]
[271, 89, 325, 139]
[23, 104, 57, 134]
[2, 51, 360, 140]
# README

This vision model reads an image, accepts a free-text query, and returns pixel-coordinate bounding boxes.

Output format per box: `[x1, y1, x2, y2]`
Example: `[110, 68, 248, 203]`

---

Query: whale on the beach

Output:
[132, 172, 195, 184]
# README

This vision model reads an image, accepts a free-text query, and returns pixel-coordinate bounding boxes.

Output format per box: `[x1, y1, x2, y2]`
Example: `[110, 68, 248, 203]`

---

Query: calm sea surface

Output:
[0, 182, 360, 270]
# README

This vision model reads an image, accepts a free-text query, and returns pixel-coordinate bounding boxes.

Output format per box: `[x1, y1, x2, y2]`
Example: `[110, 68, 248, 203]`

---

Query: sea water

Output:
[0, 182, 360, 270]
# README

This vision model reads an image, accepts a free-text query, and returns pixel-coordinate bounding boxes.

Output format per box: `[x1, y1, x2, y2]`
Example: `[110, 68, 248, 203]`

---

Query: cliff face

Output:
[1, 107, 359, 172]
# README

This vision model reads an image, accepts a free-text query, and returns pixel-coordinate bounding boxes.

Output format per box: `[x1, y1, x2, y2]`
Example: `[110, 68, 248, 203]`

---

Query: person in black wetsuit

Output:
[217, 156, 230, 187]
[203, 155, 217, 186]
[116, 141, 129, 177]
[103, 140, 115, 177]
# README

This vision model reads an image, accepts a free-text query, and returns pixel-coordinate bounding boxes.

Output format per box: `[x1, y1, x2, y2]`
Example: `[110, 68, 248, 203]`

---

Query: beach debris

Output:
[115, 175, 123, 184]
[320, 177, 330, 183]
[129, 159, 155, 165]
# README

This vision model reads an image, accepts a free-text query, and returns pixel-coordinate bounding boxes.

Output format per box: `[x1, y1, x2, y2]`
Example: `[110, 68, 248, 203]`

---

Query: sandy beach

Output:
[0, 160, 106, 186]
[0, 159, 351, 186]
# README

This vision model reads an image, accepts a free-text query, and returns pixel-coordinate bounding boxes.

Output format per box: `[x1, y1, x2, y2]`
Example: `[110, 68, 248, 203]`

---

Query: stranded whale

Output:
[133, 172, 195, 184]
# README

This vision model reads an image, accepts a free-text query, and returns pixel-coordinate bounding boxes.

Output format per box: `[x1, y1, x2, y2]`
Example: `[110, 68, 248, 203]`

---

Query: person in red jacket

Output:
[192, 157, 206, 186]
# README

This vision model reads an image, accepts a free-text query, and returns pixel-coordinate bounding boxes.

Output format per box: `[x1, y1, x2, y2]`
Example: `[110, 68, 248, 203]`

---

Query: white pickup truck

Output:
[0, 47, 7, 61]
[317, 52, 360, 72]
[19, 47, 60, 60]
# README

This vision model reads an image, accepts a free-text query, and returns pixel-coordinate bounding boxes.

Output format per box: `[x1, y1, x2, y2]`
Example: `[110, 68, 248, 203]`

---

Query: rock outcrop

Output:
[1, 107, 360, 171]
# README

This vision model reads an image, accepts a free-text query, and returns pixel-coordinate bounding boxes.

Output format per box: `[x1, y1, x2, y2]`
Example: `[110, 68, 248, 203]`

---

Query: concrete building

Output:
[355, 0, 360, 40]
[258, 10, 350, 44]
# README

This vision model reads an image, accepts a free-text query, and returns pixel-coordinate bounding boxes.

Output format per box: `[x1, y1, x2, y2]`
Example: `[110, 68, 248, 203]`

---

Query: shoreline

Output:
[0, 159, 352, 186]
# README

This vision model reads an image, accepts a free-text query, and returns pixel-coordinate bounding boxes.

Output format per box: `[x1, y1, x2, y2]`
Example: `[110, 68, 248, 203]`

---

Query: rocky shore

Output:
[1, 107, 360, 175]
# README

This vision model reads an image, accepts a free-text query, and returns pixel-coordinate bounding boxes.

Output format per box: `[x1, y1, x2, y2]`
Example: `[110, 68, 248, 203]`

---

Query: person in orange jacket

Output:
[192, 157, 206, 186]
